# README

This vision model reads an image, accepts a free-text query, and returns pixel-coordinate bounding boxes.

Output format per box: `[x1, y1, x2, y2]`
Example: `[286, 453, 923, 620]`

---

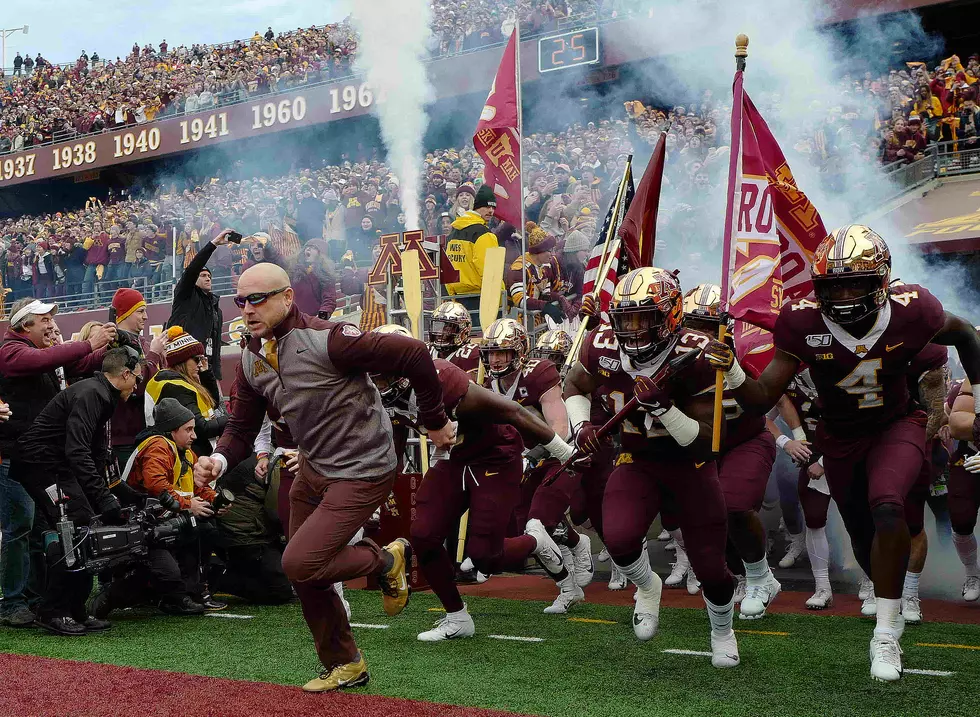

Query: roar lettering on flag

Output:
[720, 71, 827, 335]
[582, 163, 635, 315]
[473, 31, 522, 226]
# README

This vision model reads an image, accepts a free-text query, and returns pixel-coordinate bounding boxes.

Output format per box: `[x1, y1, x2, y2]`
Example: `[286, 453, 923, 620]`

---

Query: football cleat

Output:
[664, 538, 678, 552]
[632, 572, 664, 641]
[869, 635, 903, 682]
[858, 576, 874, 601]
[733, 575, 747, 603]
[806, 588, 834, 610]
[544, 585, 585, 614]
[861, 594, 878, 617]
[302, 655, 370, 692]
[418, 608, 476, 642]
[665, 560, 689, 588]
[608, 563, 627, 591]
[686, 569, 701, 595]
[657, 529, 670, 541]
[379, 539, 412, 617]
[526, 519, 567, 576]
[570, 533, 595, 588]
[778, 532, 806, 569]
[710, 630, 741, 669]
[596, 547, 610, 563]
[901, 595, 922, 625]
[963, 576, 980, 602]
[739, 575, 781, 620]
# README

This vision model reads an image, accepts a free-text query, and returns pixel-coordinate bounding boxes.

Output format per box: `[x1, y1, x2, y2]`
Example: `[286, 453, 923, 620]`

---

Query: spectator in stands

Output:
[322, 189, 347, 254]
[445, 184, 499, 309]
[167, 230, 230, 399]
[960, 90, 980, 151]
[145, 326, 228, 459]
[109, 288, 166, 467]
[12, 53, 23, 76]
[291, 239, 338, 318]
[297, 187, 327, 241]
[559, 228, 589, 315]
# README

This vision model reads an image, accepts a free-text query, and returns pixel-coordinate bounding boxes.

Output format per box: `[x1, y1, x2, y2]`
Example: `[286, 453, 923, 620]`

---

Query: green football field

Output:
[3, 586, 980, 717]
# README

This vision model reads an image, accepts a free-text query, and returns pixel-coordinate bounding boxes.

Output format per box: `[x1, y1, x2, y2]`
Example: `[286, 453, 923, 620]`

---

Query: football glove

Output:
[704, 339, 735, 371]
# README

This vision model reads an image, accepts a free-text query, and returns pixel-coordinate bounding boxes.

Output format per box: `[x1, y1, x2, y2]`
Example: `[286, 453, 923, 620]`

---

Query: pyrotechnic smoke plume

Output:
[351, 0, 435, 231]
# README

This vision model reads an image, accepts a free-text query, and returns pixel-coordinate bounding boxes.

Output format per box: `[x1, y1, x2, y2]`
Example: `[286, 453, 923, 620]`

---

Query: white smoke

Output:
[606, 0, 970, 319]
[350, 0, 435, 230]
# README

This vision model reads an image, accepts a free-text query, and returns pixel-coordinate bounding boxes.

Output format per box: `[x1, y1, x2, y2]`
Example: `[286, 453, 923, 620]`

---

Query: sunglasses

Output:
[234, 287, 288, 308]
[192, 355, 208, 366]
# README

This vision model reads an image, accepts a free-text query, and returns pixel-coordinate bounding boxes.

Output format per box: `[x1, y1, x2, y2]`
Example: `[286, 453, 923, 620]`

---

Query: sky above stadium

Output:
[1, 0, 347, 68]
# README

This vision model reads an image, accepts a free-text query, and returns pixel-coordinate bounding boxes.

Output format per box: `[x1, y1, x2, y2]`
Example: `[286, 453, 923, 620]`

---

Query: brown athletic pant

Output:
[281, 458, 395, 670]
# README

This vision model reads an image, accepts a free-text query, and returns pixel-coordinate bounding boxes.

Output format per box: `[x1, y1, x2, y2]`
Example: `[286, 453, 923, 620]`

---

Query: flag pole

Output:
[713, 33, 749, 455]
[562, 156, 633, 374]
[515, 20, 528, 332]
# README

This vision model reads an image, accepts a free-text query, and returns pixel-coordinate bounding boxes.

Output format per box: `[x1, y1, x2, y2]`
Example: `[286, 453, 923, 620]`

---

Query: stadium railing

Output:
[881, 141, 980, 203]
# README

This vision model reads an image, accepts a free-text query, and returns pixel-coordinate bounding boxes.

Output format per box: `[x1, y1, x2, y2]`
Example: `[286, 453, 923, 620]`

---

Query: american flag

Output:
[581, 161, 635, 314]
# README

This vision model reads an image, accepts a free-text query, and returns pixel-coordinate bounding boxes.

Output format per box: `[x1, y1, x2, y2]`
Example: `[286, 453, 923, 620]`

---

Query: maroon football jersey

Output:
[580, 325, 716, 457]
[435, 359, 523, 464]
[773, 284, 946, 437]
[447, 342, 481, 382]
[486, 358, 561, 446]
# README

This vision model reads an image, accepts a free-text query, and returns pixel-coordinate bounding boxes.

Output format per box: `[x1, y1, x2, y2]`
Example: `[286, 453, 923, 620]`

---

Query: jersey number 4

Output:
[836, 358, 884, 409]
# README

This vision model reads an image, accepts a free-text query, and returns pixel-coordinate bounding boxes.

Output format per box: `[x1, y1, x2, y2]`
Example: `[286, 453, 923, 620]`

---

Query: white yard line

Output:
[905, 668, 955, 677]
[662, 649, 712, 657]
[205, 613, 253, 619]
[350, 623, 391, 629]
[488, 635, 544, 643]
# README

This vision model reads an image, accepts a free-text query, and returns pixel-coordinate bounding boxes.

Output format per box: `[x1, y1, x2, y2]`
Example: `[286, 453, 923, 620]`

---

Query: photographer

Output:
[0, 298, 116, 629]
[108, 288, 166, 467]
[89, 398, 223, 618]
[15, 348, 140, 636]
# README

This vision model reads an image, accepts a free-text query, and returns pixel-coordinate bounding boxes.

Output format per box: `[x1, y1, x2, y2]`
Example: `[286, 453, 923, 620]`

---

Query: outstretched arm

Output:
[918, 367, 949, 441]
[932, 313, 980, 444]
[706, 341, 800, 415]
[456, 382, 573, 461]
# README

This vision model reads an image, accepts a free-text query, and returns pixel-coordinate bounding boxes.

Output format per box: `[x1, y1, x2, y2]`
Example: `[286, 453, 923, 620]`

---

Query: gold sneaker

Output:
[302, 655, 370, 692]
[380, 538, 412, 617]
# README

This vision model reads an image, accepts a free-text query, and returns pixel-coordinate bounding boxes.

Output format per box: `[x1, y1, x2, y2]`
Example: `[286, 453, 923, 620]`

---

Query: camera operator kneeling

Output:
[15, 348, 139, 636]
[91, 398, 229, 618]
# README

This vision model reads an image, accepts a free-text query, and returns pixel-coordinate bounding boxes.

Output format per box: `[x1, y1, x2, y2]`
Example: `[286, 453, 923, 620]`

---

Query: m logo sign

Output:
[805, 334, 832, 348]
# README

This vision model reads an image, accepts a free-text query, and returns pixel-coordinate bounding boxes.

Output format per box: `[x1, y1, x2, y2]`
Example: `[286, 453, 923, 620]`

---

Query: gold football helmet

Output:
[682, 283, 722, 335]
[480, 317, 530, 378]
[531, 329, 573, 365]
[371, 324, 413, 404]
[811, 225, 891, 325]
[609, 267, 683, 362]
[428, 300, 473, 356]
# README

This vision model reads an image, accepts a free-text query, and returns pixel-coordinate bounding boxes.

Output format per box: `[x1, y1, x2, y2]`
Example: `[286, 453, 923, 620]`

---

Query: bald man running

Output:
[195, 263, 455, 692]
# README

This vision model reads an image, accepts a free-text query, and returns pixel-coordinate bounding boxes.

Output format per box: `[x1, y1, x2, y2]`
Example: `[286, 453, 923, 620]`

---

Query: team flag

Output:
[618, 131, 667, 269]
[473, 31, 522, 226]
[720, 71, 828, 337]
[581, 161, 634, 314]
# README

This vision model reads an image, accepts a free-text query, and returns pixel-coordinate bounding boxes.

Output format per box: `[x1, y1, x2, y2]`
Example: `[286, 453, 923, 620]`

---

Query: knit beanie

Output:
[112, 287, 146, 322]
[153, 397, 195, 433]
[474, 183, 497, 210]
[305, 238, 329, 255]
[562, 229, 590, 253]
[525, 221, 557, 254]
[164, 325, 205, 368]
[456, 183, 477, 198]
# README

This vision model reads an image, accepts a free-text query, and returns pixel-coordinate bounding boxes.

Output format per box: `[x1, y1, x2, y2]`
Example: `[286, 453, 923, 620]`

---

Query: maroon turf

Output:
[456, 574, 980, 625]
[0, 654, 534, 717]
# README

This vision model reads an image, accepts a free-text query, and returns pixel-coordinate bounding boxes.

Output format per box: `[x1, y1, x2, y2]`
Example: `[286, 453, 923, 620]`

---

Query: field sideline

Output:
[3, 578, 980, 717]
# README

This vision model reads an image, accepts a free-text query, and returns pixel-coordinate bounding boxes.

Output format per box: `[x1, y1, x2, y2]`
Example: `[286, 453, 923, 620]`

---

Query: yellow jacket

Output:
[445, 212, 499, 296]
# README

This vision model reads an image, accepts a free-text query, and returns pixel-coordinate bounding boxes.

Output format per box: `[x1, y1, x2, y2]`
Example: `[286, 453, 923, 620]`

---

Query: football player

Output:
[481, 319, 591, 613]
[705, 225, 980, 681]
[564, 267, 740, 669]
[428, 300, 481, 379]
[369, 325, 576, 641]
[681, 283, 780, 620]
[946, 379, 980, 602]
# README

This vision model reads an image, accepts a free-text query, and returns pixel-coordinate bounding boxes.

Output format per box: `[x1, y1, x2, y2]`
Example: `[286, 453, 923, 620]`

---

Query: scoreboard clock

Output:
[537, 27, 600, 73]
